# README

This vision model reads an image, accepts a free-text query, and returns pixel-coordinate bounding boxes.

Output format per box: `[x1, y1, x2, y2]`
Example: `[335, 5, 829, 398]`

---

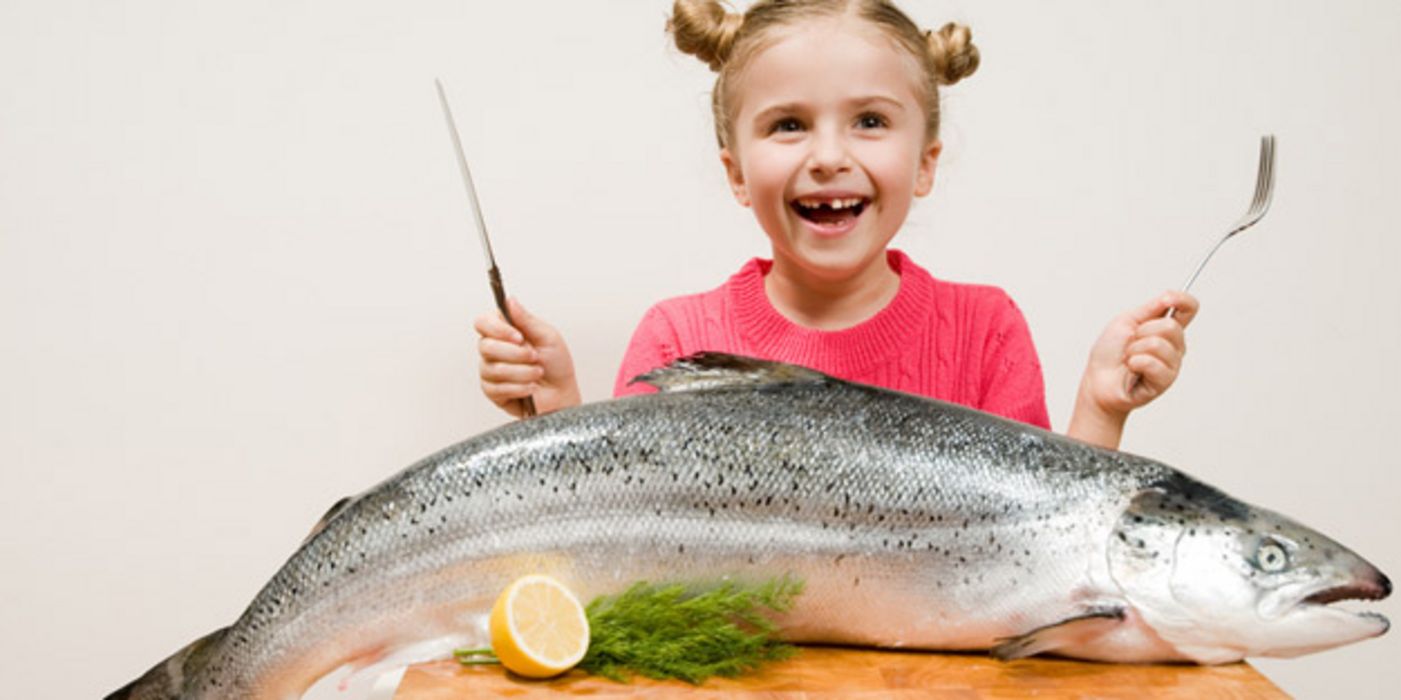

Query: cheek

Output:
[742, 151, 798, 201]
[1170, 539, 1261, 616]
[863, 146, 925, 195]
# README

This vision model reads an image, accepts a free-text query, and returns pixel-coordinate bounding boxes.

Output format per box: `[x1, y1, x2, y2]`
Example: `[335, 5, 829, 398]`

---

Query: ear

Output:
[719, 147, 751, 207]
[914, 139, 942, 197]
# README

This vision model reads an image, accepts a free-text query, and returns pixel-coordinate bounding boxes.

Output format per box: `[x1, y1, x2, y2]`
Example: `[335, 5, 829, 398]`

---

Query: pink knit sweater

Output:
[612, 250, 1051, 429]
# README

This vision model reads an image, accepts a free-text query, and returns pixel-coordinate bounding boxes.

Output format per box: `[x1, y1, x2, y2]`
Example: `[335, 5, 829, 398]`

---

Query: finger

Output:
[479, 337, 538, 364]
[1123, 293, 1176, 325]
[1133, 318, 1186, 352]
[1125, 335, 1182, 368]
[473, 312, 524, 344]
[480, 360, 544, 385]
[481, 379, 539, 405]
[1125, 290, 1197, 325]
[1126, 354, 1174, 393]
[1163, 290, 1199, 328]
[505, 298, 559, 347]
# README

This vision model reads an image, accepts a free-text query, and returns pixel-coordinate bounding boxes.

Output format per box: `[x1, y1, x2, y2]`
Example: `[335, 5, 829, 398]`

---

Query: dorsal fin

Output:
[630, 352, 829, 393]
[301, 495, 356, 545]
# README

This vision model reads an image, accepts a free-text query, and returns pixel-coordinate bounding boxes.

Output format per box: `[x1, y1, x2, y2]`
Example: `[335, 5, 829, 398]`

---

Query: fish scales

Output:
[109, 354, 1390, 700]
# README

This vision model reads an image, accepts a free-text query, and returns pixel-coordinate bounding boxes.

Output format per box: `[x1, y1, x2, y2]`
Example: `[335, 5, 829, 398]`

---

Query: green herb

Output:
[452, 647, 498, 665]
[577, 575, 804, 684]
[453, 576, 805, 683]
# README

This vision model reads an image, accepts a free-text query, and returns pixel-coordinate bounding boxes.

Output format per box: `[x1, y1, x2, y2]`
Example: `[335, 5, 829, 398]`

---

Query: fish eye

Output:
[1255, 539, 1290, 573]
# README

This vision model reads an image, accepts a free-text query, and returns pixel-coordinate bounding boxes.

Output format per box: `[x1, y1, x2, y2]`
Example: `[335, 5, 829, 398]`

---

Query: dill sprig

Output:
[577, 575, 804, 684]
[452, 647, 498, 665]
[453, 576, 805, 683]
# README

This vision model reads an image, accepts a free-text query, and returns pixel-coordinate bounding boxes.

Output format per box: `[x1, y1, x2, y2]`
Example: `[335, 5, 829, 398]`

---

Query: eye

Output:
[855, 112, 889, 129]
[1255, 540, 1289, 573]
[768, 117, 804, 134]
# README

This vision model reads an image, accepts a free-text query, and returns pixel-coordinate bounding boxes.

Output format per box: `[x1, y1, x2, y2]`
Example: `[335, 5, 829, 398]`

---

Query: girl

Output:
[474, 0, 1197, 451]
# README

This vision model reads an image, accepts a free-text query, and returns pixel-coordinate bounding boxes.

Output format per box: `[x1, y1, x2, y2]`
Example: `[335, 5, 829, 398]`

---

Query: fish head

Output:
[1106, 474, 1390, 663]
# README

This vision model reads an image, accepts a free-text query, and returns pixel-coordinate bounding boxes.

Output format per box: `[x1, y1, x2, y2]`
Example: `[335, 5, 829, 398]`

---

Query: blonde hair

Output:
[668, 0, 979, 149]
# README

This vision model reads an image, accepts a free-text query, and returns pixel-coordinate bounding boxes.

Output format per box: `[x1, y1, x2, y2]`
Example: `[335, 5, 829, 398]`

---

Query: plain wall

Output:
[2, 1, 1397, 697]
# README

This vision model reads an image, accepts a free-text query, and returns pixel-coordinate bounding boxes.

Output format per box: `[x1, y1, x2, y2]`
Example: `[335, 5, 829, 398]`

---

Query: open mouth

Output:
[1303, 575, 1392, 606]
[1299, 575, 1392, 632]
[791, 196, 869, 229]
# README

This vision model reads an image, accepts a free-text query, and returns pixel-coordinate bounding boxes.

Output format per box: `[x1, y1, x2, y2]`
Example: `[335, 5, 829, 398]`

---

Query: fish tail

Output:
[106, 627, 229, 700]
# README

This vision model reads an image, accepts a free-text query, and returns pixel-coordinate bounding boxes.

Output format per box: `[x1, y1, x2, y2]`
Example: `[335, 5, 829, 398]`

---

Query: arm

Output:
[1067, 291, 1199, 449]
[473, 298, 582, 417]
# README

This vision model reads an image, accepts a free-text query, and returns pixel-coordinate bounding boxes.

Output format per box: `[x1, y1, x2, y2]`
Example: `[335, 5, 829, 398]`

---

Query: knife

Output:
[435, 78, 536, 418]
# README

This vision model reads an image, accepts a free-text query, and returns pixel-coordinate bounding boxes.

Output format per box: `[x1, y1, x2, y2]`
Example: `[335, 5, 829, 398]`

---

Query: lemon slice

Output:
[489, 574, 590, 678]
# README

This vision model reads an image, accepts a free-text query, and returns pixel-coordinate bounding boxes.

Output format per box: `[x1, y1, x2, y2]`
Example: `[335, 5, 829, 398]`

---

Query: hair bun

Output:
[926, 22, 980, 86]
[668, 0, 744, 72]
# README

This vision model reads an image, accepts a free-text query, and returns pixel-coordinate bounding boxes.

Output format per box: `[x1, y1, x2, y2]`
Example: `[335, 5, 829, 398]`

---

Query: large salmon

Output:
[109, 354, 1390, 699]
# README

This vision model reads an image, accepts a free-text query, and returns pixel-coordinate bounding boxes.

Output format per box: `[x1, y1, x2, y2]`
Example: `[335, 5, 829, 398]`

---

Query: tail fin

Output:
[106, 627, 229, 700]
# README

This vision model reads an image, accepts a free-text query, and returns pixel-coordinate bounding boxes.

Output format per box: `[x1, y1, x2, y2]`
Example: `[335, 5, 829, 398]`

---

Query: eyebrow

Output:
[850, 95, 907, 112]
[750, 95, 908, 126]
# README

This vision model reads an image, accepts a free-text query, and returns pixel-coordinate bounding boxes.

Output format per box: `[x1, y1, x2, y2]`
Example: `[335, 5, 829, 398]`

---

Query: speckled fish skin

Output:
[109, 354, 1391, 700]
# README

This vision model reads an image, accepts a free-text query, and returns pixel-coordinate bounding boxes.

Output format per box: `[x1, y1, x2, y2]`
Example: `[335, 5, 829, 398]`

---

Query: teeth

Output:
[796, 197, 864, 210]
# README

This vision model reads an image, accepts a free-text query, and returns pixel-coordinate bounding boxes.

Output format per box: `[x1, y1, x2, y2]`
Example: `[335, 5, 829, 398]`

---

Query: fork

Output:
[1125, 135, 1276, 397]
[1168, 134, 1276, 318]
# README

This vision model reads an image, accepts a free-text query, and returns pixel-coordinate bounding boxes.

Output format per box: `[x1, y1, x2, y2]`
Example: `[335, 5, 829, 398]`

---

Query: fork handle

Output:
[1178, 235, 1231, 298]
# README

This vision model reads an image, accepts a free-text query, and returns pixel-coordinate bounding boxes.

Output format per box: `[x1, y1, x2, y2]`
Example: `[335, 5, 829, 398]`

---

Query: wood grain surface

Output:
[393, 647, 1289, 698]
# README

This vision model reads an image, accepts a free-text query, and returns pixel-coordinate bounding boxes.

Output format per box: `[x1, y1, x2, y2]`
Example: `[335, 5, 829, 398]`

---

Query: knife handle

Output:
[488, 266, 537, 419]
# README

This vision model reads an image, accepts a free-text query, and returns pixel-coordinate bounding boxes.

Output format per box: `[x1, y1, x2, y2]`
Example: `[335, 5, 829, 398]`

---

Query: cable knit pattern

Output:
[613, 250, 1051, 429]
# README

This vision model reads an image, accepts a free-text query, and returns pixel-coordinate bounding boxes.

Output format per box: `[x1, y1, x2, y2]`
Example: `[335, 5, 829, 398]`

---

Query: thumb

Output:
[504, 297, 556, 346]
[1124, 292, 1174, 325]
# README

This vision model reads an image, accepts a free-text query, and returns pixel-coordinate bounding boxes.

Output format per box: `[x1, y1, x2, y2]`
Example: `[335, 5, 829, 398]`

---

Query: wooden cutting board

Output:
[393, 647, 1288, 698]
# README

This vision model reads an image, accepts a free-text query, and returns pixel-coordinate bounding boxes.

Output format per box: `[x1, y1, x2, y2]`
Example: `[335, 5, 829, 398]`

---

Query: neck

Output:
[763, 251, 901, 330]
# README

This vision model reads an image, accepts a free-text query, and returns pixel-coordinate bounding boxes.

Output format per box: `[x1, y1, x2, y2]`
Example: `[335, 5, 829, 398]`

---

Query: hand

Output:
[1068, 291, 1199, 449]
[473, 298, 582, 418]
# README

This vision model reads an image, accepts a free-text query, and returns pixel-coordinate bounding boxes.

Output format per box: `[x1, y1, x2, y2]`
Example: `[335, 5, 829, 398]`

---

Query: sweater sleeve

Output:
[977, 294, 1052, 430]
[612, 305, 683, 397]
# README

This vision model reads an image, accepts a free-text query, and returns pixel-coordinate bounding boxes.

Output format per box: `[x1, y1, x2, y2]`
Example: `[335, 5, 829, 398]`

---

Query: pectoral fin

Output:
[991, 606, 1127, 660]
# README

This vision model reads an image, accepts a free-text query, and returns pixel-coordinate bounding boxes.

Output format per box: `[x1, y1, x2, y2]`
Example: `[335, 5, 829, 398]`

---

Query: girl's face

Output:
[721, 18, 939, 283]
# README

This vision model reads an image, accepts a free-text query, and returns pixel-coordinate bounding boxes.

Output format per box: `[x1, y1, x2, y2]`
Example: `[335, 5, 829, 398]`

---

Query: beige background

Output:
[2, 1, 1397, 697]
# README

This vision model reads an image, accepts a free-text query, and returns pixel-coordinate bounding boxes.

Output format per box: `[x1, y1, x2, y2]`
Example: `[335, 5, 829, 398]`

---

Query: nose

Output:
[807, 127, 851, 177]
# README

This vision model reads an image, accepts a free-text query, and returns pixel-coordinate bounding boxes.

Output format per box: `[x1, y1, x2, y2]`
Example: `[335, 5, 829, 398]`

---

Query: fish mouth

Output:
[1302, 574, 1392, 606]
[1294, 573, 1391, 635]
